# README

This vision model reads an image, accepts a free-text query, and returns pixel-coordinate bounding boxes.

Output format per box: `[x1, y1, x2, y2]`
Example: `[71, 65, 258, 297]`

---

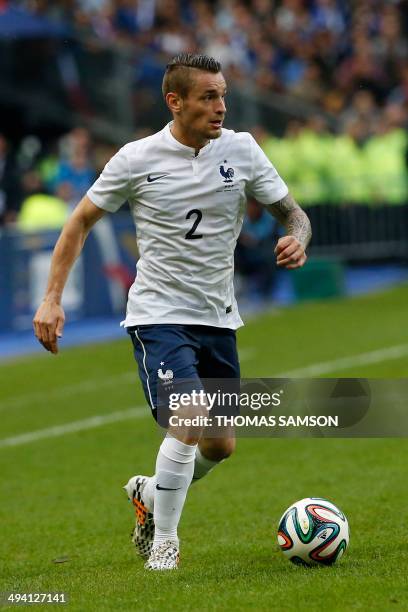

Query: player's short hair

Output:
[162, 53, 222, 99]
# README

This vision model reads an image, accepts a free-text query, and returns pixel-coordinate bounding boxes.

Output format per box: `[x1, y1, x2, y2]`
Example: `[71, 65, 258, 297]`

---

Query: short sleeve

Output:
[245, 134, 288, 205]
[87, 146, 130, 212]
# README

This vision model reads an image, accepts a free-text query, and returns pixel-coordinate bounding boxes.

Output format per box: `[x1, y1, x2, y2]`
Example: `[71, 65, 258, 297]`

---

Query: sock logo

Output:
[156, 484, 181, 491]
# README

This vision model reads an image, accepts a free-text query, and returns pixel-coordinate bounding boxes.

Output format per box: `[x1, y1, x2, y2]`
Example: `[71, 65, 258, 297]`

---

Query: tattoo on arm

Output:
[267, 193, 312, 249]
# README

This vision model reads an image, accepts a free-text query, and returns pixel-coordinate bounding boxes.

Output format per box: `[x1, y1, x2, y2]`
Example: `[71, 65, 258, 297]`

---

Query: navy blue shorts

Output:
[127, 324, 240, 421]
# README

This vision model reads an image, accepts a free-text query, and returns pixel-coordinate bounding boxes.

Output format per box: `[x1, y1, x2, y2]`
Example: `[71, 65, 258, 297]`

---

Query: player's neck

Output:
[170, 123, 209, 156]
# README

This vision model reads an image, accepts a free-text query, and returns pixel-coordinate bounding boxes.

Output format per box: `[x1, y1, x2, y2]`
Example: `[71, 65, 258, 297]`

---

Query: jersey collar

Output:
[163, 122, 214, 158]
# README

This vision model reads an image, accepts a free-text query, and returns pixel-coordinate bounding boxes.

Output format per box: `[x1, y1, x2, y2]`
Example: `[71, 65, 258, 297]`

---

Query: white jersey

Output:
[87, 123, 288, 330]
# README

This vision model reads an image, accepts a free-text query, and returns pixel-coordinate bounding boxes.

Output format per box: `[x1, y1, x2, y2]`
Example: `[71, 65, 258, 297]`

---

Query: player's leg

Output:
[125, 324, 206, 570]
[193, 326, 240, 482]
[193, 433, 236, 481]
[141, 434, 236, 494]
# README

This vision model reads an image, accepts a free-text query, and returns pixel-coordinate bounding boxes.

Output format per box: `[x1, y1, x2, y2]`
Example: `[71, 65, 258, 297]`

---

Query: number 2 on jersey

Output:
[185, 209, 203, 240]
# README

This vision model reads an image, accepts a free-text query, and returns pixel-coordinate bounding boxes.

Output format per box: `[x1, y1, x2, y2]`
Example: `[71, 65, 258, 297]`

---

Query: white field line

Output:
[0, 371, 137, 412]
[0, 349, 256, 413]
[276, 344, 408, 378]
[0, 406, 148, 449]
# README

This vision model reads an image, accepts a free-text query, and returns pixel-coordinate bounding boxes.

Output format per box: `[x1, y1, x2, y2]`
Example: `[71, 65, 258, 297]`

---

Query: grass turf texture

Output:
[0, 285, 407, 611]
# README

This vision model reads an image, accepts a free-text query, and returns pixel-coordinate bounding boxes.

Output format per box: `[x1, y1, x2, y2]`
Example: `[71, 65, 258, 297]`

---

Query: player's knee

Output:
[203, 437, 236, 462]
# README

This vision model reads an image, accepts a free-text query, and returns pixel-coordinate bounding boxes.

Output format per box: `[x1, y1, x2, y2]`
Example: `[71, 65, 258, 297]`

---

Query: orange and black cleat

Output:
[124, 475, 155, 559]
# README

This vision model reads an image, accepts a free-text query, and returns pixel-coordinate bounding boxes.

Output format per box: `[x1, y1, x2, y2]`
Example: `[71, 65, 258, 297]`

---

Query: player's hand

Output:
[33, 300, 65, 354]
[275, 236, 307, 269]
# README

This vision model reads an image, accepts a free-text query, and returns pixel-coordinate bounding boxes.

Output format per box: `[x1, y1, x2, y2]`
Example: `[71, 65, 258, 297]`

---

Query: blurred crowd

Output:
[0, 127, 117, 228]
[257, 113, 408, 205]
[6, 0, 408, 131]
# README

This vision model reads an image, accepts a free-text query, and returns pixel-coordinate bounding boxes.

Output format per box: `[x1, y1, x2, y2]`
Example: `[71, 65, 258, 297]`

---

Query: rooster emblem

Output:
[220, 160, 234, 183]
[158, 368, 173, 381]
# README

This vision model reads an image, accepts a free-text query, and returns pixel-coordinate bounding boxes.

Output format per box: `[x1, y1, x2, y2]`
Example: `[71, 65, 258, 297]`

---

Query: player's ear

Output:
[166, 92, 183, 115]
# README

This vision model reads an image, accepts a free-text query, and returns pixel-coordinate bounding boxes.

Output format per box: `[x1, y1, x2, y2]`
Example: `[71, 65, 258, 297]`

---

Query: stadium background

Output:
[0, 1, 407, 610]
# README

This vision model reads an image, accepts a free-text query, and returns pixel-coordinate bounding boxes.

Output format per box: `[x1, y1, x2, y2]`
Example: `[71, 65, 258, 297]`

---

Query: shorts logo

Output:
[158, 368, 174, 381]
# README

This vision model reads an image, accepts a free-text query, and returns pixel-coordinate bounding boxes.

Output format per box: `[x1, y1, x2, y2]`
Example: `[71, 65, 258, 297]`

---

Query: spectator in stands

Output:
[18, 170, 68, 231]
[339, 90, 381, 140]
[54, 127, 96, 206]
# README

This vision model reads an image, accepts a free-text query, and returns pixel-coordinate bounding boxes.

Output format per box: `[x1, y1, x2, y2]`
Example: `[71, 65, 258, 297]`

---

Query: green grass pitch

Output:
[1, 285, 408, 611]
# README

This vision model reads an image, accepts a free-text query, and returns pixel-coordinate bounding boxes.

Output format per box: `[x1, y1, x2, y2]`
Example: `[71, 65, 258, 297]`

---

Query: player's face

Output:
[175, 72, 227, 147]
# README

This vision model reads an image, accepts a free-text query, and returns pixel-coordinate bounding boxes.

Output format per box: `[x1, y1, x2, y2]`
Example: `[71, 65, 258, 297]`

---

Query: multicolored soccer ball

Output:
[277, 497, 349, 566]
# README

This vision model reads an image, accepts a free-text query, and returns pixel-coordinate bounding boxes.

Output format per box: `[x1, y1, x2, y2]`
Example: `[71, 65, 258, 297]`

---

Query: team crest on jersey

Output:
[217, 160, 239, 193]
[219, 161, 234, 183]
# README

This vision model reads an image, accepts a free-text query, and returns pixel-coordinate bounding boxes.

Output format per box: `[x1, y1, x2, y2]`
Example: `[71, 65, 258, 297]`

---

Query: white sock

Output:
[192, 447, 222, 481]
[143, 448, 222, 511]
[153, 435, 197, 548]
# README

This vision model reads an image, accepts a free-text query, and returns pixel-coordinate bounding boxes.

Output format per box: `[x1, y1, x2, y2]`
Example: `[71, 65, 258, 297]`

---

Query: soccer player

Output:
[33, 53, 311, 571]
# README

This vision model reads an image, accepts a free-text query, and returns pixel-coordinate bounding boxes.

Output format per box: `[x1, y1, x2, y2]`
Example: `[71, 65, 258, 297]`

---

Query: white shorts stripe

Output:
[134, 329, 155, 410]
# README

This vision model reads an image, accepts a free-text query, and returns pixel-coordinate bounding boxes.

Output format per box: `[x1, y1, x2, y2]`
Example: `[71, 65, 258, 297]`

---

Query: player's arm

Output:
[33, 196, 105, 354]
[266, 192, 311, 269]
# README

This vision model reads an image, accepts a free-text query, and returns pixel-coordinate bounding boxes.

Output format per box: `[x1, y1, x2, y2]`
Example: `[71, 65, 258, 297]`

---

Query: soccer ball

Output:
[277, 497, 349, 566]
